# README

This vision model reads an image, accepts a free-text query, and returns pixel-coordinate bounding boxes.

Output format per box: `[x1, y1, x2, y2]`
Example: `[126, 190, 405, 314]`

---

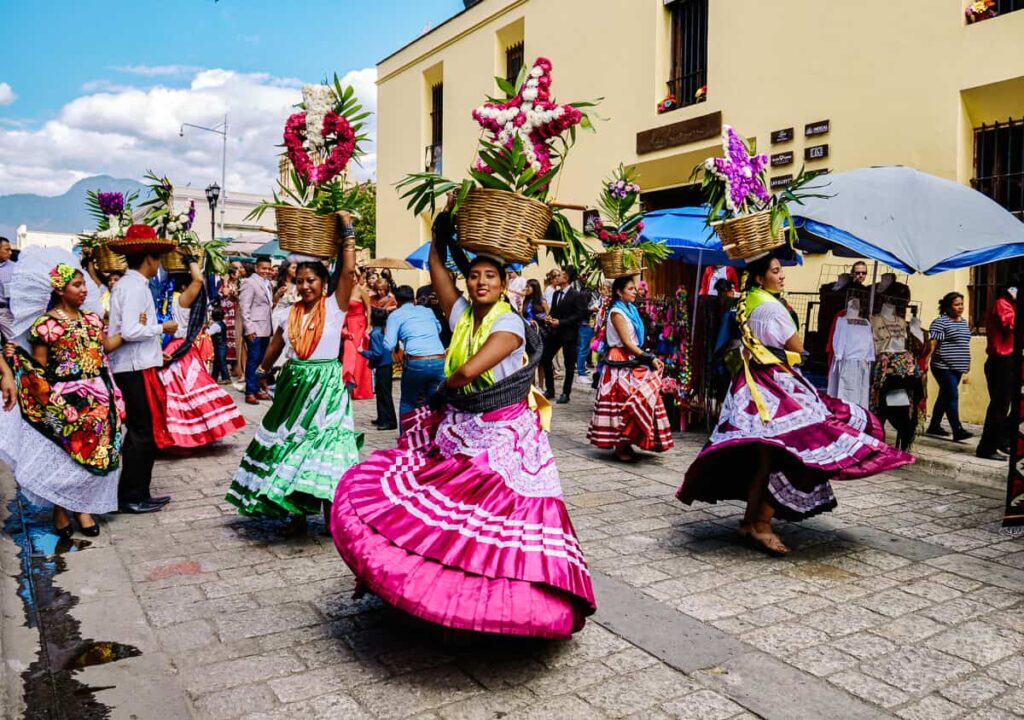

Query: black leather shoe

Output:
[118, 501, 164, 514]
[544, 391, 555, 400]
[53, 524, 74, 540]
[953, 428, 975, 442]
[976, 449, 1008, 461]
[556, 394, 571, 404]
[147, 495, 171, 506]
[79, 523, 100, 537]
[926, 426, 950, 437]
[376, 424, 398, 431]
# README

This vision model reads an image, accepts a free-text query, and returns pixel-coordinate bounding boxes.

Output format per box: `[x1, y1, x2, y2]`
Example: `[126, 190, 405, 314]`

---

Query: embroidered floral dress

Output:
[0, 312, 125, 513]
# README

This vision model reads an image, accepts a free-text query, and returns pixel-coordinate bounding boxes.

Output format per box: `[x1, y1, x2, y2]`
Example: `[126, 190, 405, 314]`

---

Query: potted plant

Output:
[965, 0, 997, 23]
[248, 76, 371, 258]
[396, 56, 599, 265]
[139, 172, 229, 276]
[693, 125, 828, 260]
[590, 165, 670, 278]
[78, 189, 139, 272]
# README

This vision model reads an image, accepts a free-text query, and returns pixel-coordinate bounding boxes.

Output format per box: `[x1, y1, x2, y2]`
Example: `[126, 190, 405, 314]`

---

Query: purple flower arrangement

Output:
[97, 191, 125, 218]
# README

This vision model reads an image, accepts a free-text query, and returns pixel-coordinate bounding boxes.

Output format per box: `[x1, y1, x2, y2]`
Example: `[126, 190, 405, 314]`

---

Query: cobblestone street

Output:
[3, 382, 1023, 720]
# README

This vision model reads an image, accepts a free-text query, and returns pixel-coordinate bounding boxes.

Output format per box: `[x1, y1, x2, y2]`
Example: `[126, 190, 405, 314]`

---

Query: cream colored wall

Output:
[375, 0, 1024, 421]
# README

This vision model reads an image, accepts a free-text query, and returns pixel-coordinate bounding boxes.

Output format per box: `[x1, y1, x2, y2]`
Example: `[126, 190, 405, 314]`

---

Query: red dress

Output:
[342, 298, 373, 400]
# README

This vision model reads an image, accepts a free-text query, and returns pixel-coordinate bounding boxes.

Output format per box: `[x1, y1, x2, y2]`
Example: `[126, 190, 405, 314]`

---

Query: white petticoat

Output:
[0, 406, 119, 513]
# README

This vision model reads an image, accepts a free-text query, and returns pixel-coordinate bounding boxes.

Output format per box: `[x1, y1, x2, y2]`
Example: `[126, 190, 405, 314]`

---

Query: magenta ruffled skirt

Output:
[331, 401, 596, 639]
[678, 364, 914, 519]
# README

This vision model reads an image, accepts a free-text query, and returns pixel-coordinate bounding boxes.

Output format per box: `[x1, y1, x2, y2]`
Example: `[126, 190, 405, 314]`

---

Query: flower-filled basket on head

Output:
[248, 77, 371, 259]
[589, 165, 670, 279]
[397, 57, 600, 266]
[77, 190, 140, 272]
[138, 172, 201, 273]
[695, 126, 828, 261]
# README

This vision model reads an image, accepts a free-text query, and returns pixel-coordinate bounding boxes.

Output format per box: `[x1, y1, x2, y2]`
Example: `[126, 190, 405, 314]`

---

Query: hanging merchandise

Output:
[869, 304, 922, 451]
[639, 287, 693, 428]
[826, 299, 875, 408]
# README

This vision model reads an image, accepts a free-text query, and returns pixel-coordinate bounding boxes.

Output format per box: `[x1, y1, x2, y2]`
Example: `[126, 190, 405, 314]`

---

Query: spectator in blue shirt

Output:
[361, 308, 397, 431]
[385, 285, 446, 430]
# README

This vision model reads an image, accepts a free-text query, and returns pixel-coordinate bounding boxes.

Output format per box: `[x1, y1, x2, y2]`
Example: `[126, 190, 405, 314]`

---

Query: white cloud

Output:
[0, 67, 377, 196]
[0, 83, 16, 106]
[110, 64, 204, 77]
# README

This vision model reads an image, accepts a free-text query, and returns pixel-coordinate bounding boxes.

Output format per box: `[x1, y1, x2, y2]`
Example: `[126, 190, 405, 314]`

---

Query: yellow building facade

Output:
[374, 0, 1024, 422]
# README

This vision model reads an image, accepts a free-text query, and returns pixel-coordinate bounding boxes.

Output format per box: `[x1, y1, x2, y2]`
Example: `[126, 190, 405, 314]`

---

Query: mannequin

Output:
[827, 298, 874, 407]
[870, 303, 921, 450]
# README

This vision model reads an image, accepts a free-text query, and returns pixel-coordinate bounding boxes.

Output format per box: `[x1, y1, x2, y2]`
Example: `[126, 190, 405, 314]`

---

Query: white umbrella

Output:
[794, 166, 1024, 275]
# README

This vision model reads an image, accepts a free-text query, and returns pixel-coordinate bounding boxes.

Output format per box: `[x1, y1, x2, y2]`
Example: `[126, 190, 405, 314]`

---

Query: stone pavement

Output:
[2, 378, 1023, 720]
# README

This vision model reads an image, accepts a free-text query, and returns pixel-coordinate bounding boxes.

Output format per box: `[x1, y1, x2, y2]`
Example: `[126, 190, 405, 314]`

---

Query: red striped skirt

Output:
[587, 347, 674, 452]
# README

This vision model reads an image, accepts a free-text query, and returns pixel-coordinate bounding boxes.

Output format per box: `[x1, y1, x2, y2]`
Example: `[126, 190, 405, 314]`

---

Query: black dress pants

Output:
[979, 355, 1014, 454]
[541, 330, 578, 398]
[374, 364, 397, 429]
[114, 370, 156, 504]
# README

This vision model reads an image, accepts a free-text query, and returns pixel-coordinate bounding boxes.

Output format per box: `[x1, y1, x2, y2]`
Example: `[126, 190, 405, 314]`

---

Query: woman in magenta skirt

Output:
[331, 211, 595, 639]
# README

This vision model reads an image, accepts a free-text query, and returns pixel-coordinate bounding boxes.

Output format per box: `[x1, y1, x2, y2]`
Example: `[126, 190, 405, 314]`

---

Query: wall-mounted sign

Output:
[770, 175, 793, 189]
[807, 168, 830, 179]
[805, 120, 830, 137]
[771, 151, 794, 168]
[770, 128, 794, 144]
[805, 144, 829, 161]
[636, 111, 722, 155]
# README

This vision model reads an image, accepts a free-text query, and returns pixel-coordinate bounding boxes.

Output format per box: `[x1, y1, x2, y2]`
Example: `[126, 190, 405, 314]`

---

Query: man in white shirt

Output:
[506, 264, 527, 313]
[109, 251, 177, 513]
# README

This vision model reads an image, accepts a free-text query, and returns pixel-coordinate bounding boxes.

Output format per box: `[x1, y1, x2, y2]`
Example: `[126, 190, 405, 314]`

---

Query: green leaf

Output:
[495, 76, 516, 97]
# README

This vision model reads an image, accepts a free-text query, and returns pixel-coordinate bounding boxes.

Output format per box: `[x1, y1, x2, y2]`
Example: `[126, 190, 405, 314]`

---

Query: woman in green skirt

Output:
[226, 216, 362, 530]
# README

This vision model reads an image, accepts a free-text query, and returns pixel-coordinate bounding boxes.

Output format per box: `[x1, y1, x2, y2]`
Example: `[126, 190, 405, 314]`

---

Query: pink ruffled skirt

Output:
[331, 401, 596, 639]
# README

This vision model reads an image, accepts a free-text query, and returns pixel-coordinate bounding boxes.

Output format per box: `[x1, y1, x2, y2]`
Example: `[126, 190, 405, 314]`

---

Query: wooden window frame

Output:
[505, 41, 525, 87]
[665, 0, 708, 111]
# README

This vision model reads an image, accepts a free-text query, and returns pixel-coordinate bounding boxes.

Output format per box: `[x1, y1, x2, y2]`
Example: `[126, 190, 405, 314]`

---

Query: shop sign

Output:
[805, 120, 830, 137]
[805, 144, 829, 161]
[636, 111, 722, 155]
[771, 151, 793, 168]
[770, 174, 793, 189]
[770, 128, 794, 144]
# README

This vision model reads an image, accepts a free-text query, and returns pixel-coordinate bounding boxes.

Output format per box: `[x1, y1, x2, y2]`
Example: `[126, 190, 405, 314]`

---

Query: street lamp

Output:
[205, 183, 221, 241]
[180, 115, 228, 238]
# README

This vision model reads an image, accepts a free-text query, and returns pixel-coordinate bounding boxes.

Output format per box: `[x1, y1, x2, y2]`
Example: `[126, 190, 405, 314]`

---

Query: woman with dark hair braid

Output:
[678, 254, 913, 556]
[331, 207, 596, 640]
[142, 251, 245, 450]
[227, 215, 362, 533]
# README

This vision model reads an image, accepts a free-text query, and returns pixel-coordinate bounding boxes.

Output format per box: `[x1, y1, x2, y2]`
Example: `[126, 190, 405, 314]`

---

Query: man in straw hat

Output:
[107, 225, 178, 513]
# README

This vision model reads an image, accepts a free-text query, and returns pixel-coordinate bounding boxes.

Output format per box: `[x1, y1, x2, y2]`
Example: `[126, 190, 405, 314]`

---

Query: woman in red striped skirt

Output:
[587, 275, 673, 461]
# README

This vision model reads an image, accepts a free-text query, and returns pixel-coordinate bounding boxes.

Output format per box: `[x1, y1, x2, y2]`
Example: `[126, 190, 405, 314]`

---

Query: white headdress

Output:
[9, 246, 103, 348]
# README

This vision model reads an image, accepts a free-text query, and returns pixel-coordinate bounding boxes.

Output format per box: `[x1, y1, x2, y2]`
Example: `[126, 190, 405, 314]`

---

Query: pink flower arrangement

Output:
[965, 0, 996, 22]
[657, 94, 677, 114]
[472, 57, 584, 178]
[284, 110, 357, 186]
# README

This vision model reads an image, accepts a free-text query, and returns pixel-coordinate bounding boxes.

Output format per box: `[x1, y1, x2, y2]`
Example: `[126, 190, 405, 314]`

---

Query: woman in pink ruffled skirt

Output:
[331, 212, 596, 639]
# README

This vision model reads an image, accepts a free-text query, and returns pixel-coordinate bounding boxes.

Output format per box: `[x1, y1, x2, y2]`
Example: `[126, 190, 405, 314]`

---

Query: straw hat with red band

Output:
[107, 224, 176, 256]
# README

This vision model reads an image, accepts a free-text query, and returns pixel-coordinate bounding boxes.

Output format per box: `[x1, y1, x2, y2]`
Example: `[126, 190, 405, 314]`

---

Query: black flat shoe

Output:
[953, 428, 975, 442]
[976, 449, 1007, 461]
[147, 495, 171, 506]
[53, 524, 74, 540]
[926, 427, 950, 437]
[376, 424, 398, 431]
[556, 394, 571, 404]
[118, 501, 163, 514]
[78, 523, 100, 537]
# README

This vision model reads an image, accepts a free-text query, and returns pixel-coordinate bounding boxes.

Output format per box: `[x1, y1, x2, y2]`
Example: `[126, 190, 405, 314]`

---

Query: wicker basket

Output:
[94, 245, 128, 273]
[275, 206, 339, 258]
[597, 248, 644, 278]
[455, 188, 552, 264]
[713, 210, 785, 261]
[161, 248, 204, 274]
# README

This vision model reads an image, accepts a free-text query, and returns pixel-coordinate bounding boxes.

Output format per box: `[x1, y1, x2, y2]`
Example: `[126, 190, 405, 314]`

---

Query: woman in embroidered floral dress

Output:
[331, 211, 596, 639]
[0, 262, 127, 537]
[144, 252, 245, 450]
[677, 256, 914, 556]
[588, 275, 674, 460]
[226, 217, 362, 530]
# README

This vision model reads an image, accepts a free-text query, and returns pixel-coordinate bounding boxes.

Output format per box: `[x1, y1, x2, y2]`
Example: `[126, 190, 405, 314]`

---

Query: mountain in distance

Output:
[0, 175, 147, 240]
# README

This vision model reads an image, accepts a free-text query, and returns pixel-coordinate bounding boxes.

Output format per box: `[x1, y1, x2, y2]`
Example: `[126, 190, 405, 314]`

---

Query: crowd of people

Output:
[0, 222, 1017, 639]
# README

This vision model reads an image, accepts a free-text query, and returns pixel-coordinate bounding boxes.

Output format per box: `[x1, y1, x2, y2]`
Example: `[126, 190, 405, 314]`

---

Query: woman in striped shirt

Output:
[926, 292, 973, 442]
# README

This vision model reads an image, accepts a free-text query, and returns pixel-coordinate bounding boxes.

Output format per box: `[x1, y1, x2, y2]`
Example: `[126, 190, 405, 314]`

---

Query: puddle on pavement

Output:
[5, 494, 141, 719]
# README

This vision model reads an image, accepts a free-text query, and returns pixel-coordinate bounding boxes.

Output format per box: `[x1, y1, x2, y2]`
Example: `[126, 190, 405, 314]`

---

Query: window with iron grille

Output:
[969, 117, 1024, 328]
[505, 41, 525, 87]
[994, 0, 1024, 15]
[666, 0, 708, 110]
[426, 82, 443, 174]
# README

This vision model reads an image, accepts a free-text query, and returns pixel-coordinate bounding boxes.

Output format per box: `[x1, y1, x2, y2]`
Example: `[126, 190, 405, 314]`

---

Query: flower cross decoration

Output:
[471, 57, 582, 176]
[703, 126, 770, 213]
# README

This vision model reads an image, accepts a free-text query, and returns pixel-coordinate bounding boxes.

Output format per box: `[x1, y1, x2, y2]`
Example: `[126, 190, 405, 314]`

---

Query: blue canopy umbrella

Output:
[405, 243, 536, 272]
[793, 166, 1024, 275]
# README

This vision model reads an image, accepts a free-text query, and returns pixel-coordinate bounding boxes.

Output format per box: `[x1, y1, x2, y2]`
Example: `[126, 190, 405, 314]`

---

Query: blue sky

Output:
[0, 0, 463, 195]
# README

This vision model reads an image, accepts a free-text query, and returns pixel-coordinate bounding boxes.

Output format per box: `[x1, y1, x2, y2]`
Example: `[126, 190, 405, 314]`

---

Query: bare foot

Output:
[613, 445, 636, 462]
[747, 526, 789, 557]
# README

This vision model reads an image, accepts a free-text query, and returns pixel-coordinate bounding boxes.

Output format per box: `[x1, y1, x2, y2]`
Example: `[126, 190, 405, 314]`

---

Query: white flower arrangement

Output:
[301, 84, 335, 151]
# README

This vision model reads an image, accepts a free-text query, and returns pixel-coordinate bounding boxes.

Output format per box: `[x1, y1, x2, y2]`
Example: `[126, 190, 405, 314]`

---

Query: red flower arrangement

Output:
[284, 111, 357, 186]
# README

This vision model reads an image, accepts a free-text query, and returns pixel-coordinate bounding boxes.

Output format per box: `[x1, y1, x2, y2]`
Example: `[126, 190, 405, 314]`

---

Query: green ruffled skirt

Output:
[226, 359, 363, 518]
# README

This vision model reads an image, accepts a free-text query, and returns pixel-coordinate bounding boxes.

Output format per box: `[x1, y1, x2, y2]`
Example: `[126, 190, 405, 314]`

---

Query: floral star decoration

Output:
[471, 57, 583, 176]
[703, 125, 770, 213]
